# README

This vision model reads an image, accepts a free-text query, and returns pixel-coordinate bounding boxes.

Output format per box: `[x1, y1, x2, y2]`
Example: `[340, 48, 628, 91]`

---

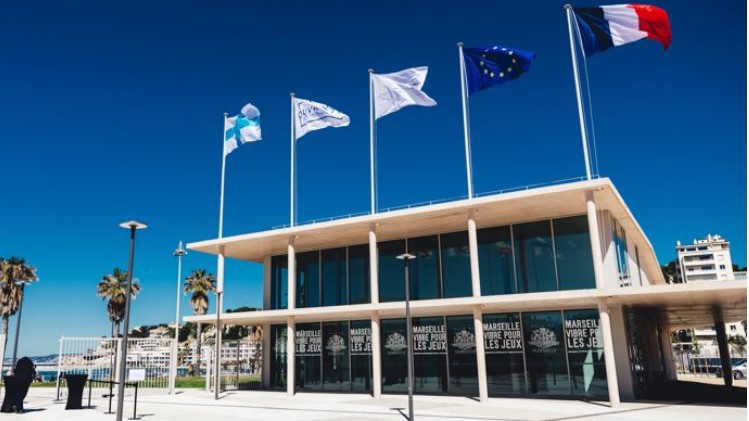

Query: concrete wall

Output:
[609, 306, 635, 400]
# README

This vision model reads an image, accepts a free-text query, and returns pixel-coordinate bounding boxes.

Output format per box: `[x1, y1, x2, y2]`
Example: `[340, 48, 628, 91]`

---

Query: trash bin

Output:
[64, 374, 88, 410]
[0, 375, 18, 413]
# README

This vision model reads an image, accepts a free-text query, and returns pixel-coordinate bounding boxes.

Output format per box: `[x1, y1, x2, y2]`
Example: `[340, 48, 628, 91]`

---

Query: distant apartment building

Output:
[675, 234, 734, 283]
[671, 235, 746, 359]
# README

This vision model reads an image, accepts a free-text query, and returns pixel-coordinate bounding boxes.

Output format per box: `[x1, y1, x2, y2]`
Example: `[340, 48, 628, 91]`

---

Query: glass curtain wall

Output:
[440, 231, 473, 298]
[379, 240, 407, 302]
[350, 320, 373, 391]
[478, 226, 516, 295]
[296, 252, 320, 308]
[514, 221, 557, 293]
[274, 214, 596, 311]
[565, 309, 607, 398]
[447, 315, 478, 394]
[348, 244, 370, 304]
[522, 311, 570, 396]
[270, 325, 288, 389]
[553, 216, 595, 290]
[322, 321, 350, 390]
[270, 255, 288, 310]
[295, 322, 322, 390]
[483, 313, 526, 395]
[321, 248, 347, 307]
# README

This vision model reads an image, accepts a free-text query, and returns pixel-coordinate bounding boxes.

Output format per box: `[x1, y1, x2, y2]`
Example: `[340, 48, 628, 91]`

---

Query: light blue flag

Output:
[224, 103, 262, 156]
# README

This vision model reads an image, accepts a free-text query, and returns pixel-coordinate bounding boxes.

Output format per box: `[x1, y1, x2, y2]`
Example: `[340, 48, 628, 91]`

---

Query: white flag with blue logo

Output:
[293, 98, 350, 140]
[224, 102, 262, 156]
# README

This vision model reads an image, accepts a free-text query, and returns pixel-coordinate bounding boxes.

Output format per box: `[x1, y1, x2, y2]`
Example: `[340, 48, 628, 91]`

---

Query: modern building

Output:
[185, 178, 747, 405]
[675, 234, 734, 283]
[671, 235, 746, 359]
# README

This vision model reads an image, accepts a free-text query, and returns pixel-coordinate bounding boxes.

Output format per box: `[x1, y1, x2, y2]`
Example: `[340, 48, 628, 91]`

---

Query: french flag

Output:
[573, 4, 672, 56]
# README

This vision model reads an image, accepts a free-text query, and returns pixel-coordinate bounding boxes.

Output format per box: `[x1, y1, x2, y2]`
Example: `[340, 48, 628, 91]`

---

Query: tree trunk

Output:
[196, 323, 202, 377]
[2, 315, 9, 348]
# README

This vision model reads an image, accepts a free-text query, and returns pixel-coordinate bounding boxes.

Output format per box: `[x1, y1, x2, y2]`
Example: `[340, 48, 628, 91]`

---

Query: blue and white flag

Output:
[293, 97, 350, 140]
[224, 103, 262, 156]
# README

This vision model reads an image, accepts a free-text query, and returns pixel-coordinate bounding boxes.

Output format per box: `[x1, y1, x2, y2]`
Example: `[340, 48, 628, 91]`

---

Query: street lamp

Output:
[169, 241, 187, 394]
[115, 220, 147, 421]
[10, 280, 33, 373]
[396, 253, 416, 421]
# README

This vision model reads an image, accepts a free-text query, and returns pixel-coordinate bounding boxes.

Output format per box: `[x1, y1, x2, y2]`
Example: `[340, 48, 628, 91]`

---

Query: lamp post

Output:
[115, 220, 147, 421]
[396, 253, 416, 421]
[10, 280, 31, 373]
[169, 241, 187, 394]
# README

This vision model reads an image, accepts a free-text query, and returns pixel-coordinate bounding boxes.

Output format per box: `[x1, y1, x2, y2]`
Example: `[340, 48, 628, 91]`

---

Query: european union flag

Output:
[462, 46, 535, 95]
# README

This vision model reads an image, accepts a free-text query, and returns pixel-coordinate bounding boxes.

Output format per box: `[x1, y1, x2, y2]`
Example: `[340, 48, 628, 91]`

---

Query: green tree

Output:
[184, 269, 215, 376]
[0, 257, 39, 348]
[96, 268, 141, 337]
[728, 334, 747, 354]
[661, 259, 678, 283]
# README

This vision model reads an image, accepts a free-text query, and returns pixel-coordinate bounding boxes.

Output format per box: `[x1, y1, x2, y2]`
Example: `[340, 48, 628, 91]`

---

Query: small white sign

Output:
[127, 369, 146, 382]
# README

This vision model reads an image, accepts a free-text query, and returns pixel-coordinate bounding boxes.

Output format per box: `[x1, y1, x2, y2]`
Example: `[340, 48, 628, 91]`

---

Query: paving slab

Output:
[3, 388, 745, 421]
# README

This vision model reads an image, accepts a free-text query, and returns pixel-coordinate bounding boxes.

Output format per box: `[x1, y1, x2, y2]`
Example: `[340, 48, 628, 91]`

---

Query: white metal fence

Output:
[56, 336, 175, 399]
[202, 339, 262, 392]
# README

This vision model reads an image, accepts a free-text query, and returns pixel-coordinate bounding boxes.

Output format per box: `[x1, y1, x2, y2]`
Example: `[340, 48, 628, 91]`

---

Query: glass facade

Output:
[297, 252, 320, 308]
[270, 245, 372, 310]
[514, 221, 558, 293]
[270, 255, 288, 310]
[522, 311, 569, 396]
[407, 236, 441, 301]
[270, 325, 288, 388]
[565, 309, 607, 398]
[270, 309, 606, 399]
[440, 231, 472, 298]
[321, 248, 347, 307]
[483, 313, 526, 395]
[553, 216, 596, 290]
[447, 315, 478, 394]
[271, 215, 596, 310]
[348, 244, 370, 304]
[263, 213, 615, 399]
[378, 239, 407, 302]
[478, 226, 516, 295]
[270, 320, 372, 392]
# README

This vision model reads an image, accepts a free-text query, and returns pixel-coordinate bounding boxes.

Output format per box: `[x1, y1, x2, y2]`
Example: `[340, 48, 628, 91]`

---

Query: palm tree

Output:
[96, 268, 141, 337]
[0, 257, 38, 348]
[184, 269, 215, 376]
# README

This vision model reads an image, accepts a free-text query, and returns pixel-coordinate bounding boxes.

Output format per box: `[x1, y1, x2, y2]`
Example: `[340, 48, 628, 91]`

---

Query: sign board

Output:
[127, 368, 146, 382]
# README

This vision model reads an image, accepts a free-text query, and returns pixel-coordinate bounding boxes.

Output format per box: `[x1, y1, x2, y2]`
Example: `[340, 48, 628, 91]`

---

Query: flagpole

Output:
[368, 69, 376, 214]
[457, 42, 474, 199]
[290, 93, 296, 227]
[218, 112, 229, 237]
[565, 5, 592, 180]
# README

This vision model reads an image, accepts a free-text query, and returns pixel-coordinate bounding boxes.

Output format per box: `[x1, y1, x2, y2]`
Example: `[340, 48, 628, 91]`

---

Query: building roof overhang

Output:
[187, 177, 663, 284]
[185, 280, 746, 329]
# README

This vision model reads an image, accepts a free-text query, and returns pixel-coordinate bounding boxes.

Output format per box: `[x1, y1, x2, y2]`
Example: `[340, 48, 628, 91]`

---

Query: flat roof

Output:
[185, 280, 747, 329]
[187, 177, 663, 283]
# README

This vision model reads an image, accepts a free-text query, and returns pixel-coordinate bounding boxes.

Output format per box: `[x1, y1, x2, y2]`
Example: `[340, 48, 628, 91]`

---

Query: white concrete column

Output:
[286, 317, 295, 396]
[261, 323, 271, 388]
[369, 225, 379, 304]
[371, 314, 382, 398]
[586, 191, 605, 289]
[598, 299, 621, 407]
[288, 239, 296, 310]
[214, 246, 225, 398]
[473, 306, 488, 402]
[467, 210, 481, 298]
[658, 325, 677, 381]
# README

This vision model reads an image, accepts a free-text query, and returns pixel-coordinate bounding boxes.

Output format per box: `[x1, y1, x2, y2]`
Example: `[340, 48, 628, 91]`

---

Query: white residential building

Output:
[675, 234, 734, 283]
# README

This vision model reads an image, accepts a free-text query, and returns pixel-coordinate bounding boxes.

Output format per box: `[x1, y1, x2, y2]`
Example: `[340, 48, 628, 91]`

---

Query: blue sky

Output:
[0, 1, 745, 356]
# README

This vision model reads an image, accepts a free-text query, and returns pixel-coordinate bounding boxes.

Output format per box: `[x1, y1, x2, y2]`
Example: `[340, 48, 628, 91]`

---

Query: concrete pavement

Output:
[4, 388, 746, 421]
